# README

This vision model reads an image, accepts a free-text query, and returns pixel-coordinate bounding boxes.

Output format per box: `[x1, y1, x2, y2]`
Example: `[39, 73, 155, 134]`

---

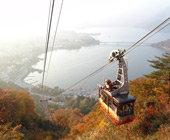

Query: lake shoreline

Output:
[151, 39, 170, 52]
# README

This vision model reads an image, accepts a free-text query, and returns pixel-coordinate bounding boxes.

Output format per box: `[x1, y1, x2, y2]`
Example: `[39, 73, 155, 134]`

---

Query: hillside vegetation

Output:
[0, 53, 170, 140]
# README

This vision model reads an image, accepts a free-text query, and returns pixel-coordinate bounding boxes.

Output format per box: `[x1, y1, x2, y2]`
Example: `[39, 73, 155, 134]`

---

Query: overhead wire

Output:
[41, 0, 52, 93]
[45, 0, 53, 56]
[126, 16, 170, 53]
[40, 0, 56, 124]
[45, 0, 64, 83]
[62, 62, 113, 94]
[125, 21, 170, 55]
[42, 0, 55, 91]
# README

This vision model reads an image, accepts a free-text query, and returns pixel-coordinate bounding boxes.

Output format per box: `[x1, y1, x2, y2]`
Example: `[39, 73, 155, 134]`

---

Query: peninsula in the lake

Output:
[55, 31, 100, 50]
[151, 39, 170, 51]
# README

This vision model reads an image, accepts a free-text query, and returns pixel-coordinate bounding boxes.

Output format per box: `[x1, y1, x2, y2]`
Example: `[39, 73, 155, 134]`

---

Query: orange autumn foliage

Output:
[53, 108, 84, 130]
[0, 88, 35, 123]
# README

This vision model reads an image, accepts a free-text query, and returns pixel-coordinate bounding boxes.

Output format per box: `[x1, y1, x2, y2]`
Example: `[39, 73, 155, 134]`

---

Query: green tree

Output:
[146, 52, 170, 79]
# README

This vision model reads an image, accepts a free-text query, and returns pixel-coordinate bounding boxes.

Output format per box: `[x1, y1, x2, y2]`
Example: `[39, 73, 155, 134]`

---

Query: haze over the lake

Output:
[0, 0, 170, 89]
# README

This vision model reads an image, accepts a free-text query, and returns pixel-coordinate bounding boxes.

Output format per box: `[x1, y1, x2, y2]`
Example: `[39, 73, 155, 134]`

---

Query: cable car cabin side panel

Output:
[99, 88, 135, 125]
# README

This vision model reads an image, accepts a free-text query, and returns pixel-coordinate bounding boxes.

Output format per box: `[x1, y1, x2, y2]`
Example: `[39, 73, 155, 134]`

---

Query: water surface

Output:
[24, 27, 169, 89]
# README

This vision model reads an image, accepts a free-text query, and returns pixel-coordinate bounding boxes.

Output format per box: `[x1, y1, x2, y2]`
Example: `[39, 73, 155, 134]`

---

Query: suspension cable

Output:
[45, 0, 64, 82]
[125, 22, 170, 55]
[42, 0, 55, 91]
[42, 0, 52, 92]
[62, 62, 112, 94]
[126, 17, 170, 53]
[45, 0, 53, 56]
[40, 0, 56, 124]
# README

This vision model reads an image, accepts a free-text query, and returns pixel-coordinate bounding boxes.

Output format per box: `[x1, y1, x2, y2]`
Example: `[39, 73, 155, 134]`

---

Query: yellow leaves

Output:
[140, 108, 145, 114]
[70, 123, 86, 136]
[0, 123, 24, 140]
[13, 124, 22, 131]
[98, 120, 108, 129]
[0, 94, 4, 100]
[153, 86, 168, 95]
[0, 88, 36, 124]
[53, 108, 84, 130]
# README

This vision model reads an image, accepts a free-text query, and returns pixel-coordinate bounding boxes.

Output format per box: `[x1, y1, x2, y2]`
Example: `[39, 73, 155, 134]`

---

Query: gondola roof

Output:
[113, 92, 136, 104]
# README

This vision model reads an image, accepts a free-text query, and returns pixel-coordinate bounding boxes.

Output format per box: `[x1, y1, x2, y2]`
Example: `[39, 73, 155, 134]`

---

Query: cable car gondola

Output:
[98, 49, 136, 125]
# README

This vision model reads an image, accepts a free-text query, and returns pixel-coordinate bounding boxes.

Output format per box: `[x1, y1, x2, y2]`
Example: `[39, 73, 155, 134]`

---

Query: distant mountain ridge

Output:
[151, 39, 170, 51]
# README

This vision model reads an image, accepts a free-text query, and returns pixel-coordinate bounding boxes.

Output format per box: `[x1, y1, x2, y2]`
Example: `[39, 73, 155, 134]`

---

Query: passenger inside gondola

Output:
[104, 78, 113, 91]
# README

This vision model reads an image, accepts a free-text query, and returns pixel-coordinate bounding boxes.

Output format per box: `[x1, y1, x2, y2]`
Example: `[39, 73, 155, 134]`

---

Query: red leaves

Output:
[2, 107, 6, 110]
[168, 117, 170, 122]
[0, 106, 6, 123]
[133, 115, 141, 123]
[147, 108, 154, 116]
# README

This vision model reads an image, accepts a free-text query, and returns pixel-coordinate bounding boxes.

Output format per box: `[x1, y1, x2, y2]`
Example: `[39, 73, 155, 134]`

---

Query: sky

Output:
[0, 0, 169, 43]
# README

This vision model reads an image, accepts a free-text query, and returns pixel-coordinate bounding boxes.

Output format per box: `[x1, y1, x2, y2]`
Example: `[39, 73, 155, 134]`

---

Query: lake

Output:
[24, 27, 170, 89]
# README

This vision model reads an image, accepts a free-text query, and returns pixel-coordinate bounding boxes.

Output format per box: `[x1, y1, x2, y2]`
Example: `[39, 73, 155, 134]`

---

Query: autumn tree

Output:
[52, 108, 84, 135]
[0, 87, 65, 139]
[0, 88, 35, 126]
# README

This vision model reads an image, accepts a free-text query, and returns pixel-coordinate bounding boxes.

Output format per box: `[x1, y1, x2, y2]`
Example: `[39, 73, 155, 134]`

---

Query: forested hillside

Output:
[0, 53, 170, 140]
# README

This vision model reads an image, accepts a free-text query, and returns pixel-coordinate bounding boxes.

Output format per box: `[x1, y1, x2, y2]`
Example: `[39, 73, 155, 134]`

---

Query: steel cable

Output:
[125, 22, 170, 55]
[45, 0, 64, 83]
[42, 0, 55, 91]
[126, 17, 170, 53]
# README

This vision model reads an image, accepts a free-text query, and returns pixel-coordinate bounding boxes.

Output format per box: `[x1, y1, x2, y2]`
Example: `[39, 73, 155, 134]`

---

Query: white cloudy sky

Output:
[0, 0, 169, 42]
